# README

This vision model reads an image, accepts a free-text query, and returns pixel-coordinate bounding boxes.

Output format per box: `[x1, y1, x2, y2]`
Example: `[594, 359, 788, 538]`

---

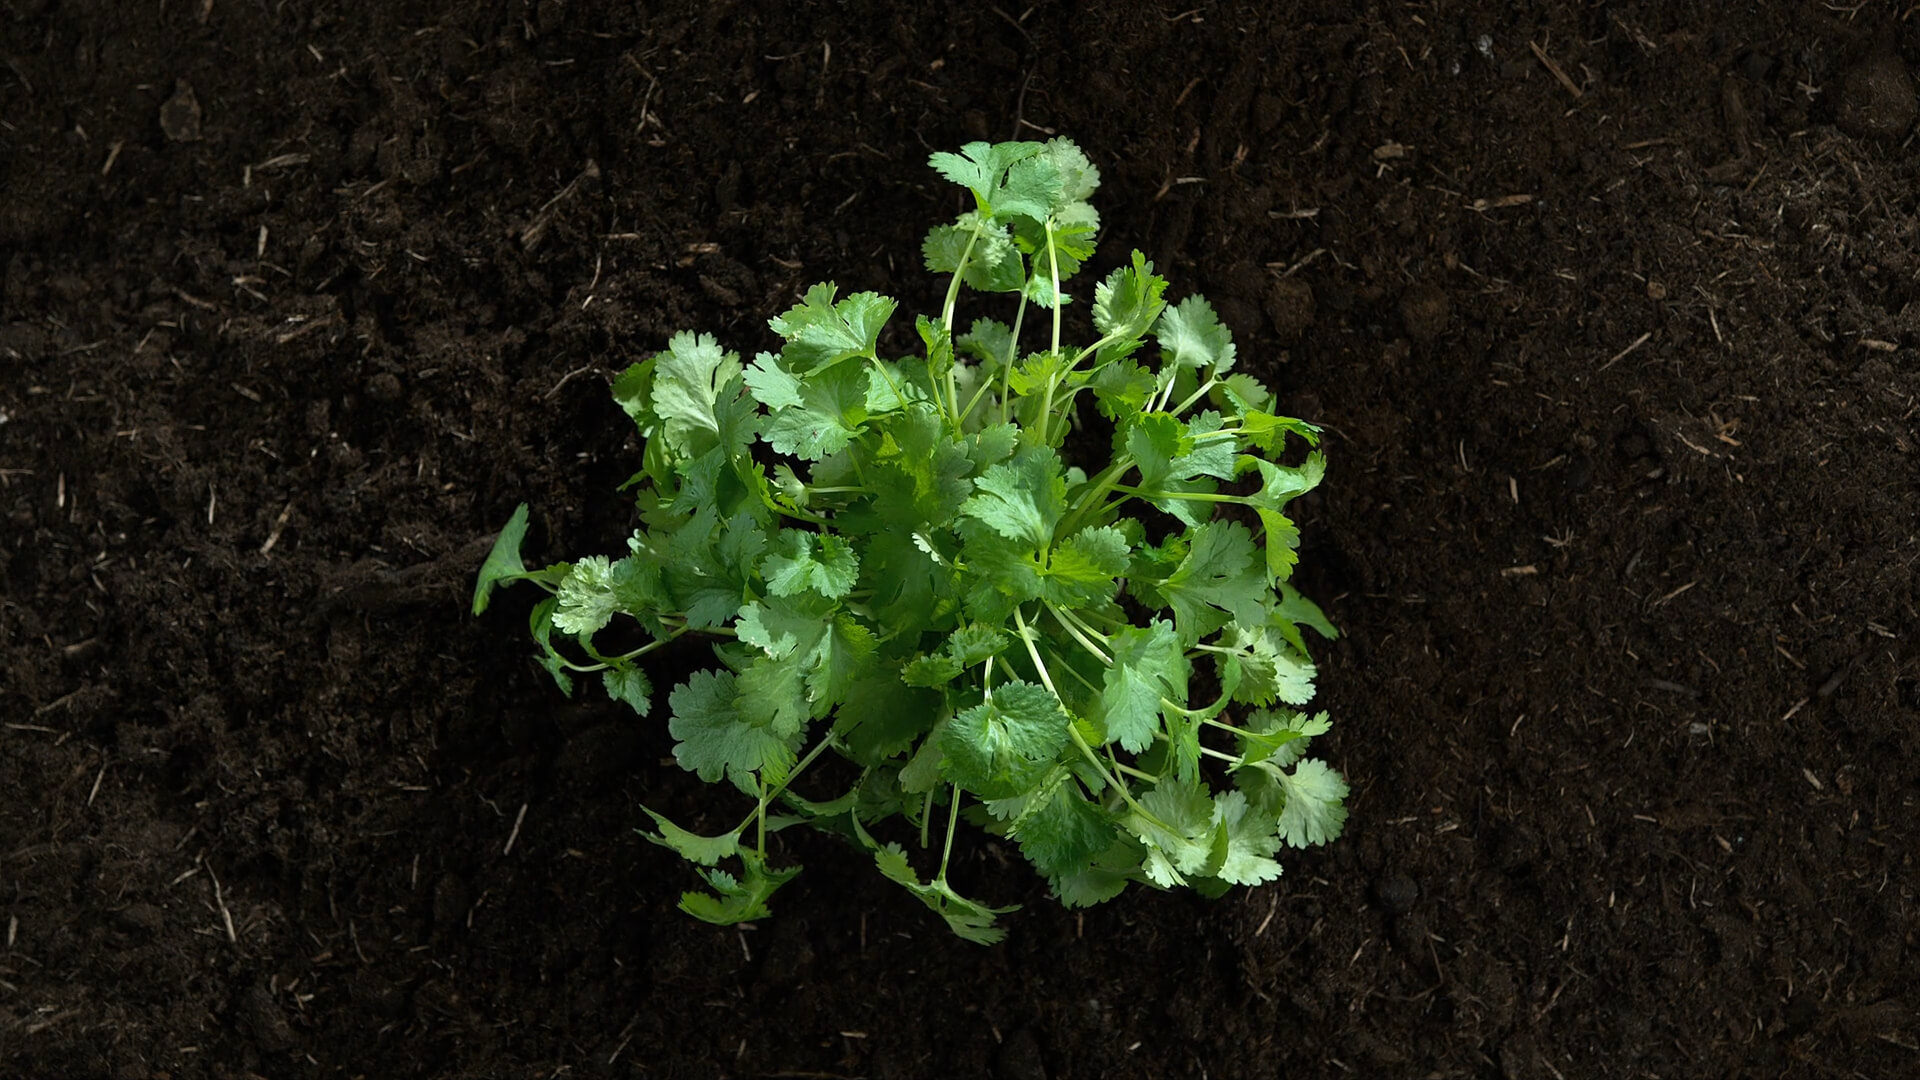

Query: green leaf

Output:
[1215, 617, 1318, 707]
[956, 317, 1016, 370]
[859, 527, 952, 630]
[1156, 294, 1236, 375]
[528, 595, 575, 697]
[869, 406, 975, 526]
[955, 518, 1042, 623]
[552, 555, 620, 636]
[1039, 137, 1100, 202]
[1181, 412, 1239, 480]
[874, 840, 1017, 945]
[1122, 413, 1218, 527]
[1006, 349, 1070, 398]
[736, 592, 827, 659]
[928, 140, 1045, 215]
[1004, 771, 1116, 880]
[905, 623, 1009, 689]
[1151, 521, 1266, 646]
[1093, 251, 1168, 346]
[1028, 201, 1099, 268]
[855, 817, 1020, 945]
[779, 787, 861, 819]
[939, 680, 1071, 800]
[737, 596, 875, 714]
[769, 282, 897, 372]
[959, 445, 1066, 548]
[997, 152, 1066, 223]
[1052, 842, 1139, 908]
[903, 651, 964, 688]
[735, 654, 810, 742]
[1237, 451, 1326, 582]
[1241, 452, 1328, 510]
[678, 849, 802, 925]
[1272, 582, 1338, 654]
[604, 665, 653, 716]
[836, 673, 941, 764]
[965, 423, 1020, 469]
[1276, 758, 1349, 848]
[762, 530, 860, 599]
[807, 615, 877, 707]
[1089, 359, 1157, 421]
[667, 669, 798, 783]
[945, 623, 1010, 667]
[651, 331, 745, 455]
[762, 360, 869, 461]
[472, 503, 531, 615]
[666, 509, 763, 629]
[743, 351, 803, 410]
[1236, 410, 1321, 455]
[638, 806, 740, 866]
[1039, 525, 1130, 607]
[1219, 373, 1276, 416]
[1098, 620, 1188, 753]
[924, 215, 1026, 293]
[610, 359, 656, 429]
[898, 722, 948, 793]
[1210, 789, 1284, 886]
[1235, 709, 1331, 769]
[1126, 779, 1219, 888]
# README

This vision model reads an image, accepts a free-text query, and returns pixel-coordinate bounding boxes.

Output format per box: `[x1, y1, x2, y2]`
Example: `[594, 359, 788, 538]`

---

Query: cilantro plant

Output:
[474, 138, 1346, 943]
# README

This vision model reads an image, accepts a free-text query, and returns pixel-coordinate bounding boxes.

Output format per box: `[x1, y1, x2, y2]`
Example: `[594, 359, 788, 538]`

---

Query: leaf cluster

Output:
[475, 137, 1346, 942]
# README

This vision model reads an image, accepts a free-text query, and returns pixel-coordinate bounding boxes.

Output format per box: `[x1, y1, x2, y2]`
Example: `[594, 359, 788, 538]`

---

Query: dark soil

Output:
[5, 2, 1918, 1077]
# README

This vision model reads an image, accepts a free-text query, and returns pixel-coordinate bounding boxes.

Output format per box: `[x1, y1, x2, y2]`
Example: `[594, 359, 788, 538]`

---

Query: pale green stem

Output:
[1046, 602, 1111, 666]
[1035, 221, 1067, 445]
[1058, 456, 1136, 536]
[1011, 606, 1165, 825]
[1111, 484, 1243, 505]
[995, 289, 1031, 427]
[867, 356, 911, 417]
[736, 734, 840, 845]
[1011, 606, 1061, 699]
[941, 228, 979, 331]
[1171, 377, 1221, 415]
[1150, 727, 1246, 768]
[920, 786, 936, 850]
[1047, 221, 1064, 357]
[936, 783, 965, 880]
[940, 229, 983, 422]
[557, 624, 695, 673]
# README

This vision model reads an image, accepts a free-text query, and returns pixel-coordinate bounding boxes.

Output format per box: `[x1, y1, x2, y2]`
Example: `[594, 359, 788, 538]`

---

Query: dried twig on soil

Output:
[1529, 40, 1584, 99]
[1597, 330, 1653, 372]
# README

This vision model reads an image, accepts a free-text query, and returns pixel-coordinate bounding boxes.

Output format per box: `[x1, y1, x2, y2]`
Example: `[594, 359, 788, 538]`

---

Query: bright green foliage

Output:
[475, 137, 1344, 942]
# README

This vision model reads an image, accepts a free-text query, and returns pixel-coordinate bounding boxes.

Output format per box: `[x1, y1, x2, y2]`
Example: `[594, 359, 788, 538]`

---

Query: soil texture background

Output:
[4, 2, 1918, 1077]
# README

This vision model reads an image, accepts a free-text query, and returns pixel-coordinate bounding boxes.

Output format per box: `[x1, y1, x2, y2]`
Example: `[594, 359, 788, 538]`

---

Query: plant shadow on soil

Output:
[3, 2, 1917, 1078]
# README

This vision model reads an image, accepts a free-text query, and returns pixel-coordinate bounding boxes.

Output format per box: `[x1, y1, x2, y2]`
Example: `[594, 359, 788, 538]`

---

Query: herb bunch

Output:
[474, 138, 1346, 943]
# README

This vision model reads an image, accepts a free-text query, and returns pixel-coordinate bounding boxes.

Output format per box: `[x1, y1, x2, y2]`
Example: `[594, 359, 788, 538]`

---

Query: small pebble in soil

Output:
[1374, 871, 1419, 915]
[237, 983, 299, 1054]
[367, 372, 403, 403]
[1499, 1032, 1544, 1080]
[1264, 277, 1316, 347]
[1837, 48, 1918, 139]
[1398, 281, 1451, 343]
[160, 80, 203, 142]
[996, 1027, 1048, 1080]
